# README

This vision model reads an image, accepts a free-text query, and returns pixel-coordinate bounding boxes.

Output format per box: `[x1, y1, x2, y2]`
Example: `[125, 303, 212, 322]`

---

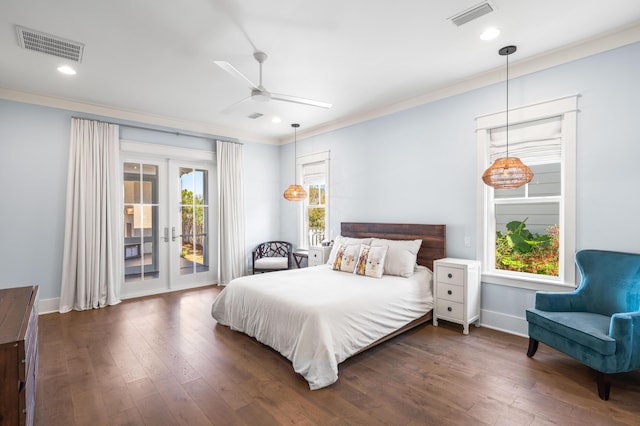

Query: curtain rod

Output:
[71, 116, 242, 145]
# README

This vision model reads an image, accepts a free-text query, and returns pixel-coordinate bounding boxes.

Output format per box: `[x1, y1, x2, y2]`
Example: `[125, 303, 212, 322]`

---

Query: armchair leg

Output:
[595, 371, 610, 400]
[526, 338, 539, 358]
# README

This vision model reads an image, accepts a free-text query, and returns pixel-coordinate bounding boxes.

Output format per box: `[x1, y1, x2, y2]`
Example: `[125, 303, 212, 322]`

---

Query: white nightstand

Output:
[432, 258, 481, 334]
[308, 246, 331, 267]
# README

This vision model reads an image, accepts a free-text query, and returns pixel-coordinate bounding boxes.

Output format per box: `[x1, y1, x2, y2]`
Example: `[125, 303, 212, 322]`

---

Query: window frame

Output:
[296, 151, 330, 250]
[476, 96, 578, 291]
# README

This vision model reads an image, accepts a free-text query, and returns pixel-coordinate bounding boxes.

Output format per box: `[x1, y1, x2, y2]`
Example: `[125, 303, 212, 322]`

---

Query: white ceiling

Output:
[2, 0, 640, 144]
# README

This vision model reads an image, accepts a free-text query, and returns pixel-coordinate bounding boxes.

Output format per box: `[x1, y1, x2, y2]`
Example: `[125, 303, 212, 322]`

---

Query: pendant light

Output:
[283, 123, 307, 201]
[482, 45, 533, 189]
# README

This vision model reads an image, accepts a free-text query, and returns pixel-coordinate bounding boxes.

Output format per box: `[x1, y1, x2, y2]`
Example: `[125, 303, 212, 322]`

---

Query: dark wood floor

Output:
[36, 286, 640, 425]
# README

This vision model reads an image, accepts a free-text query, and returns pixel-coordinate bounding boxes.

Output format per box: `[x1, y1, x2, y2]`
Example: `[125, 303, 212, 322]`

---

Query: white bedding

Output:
[210, 264, 433, 390]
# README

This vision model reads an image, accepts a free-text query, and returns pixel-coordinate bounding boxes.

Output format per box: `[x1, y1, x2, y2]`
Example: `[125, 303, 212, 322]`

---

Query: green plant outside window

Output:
[495, 218, 559, 276]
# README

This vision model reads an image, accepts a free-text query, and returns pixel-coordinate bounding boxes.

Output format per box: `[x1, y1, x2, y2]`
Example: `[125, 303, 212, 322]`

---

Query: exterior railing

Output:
[309, 228, 325, 247]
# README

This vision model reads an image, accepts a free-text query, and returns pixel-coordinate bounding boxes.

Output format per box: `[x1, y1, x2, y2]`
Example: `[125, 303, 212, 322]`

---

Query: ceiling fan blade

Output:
[214, 61, 259, 90]
[271, 92, 332, 109]
[219, 95, 252, 114]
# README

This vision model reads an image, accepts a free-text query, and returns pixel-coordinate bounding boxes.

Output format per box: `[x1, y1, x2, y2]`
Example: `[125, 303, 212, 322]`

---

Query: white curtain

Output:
[59, 118, 122, 312]
[217, 140, 246, 284]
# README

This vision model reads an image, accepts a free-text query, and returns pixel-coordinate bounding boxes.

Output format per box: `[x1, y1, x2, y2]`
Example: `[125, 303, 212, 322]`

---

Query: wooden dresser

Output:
[0, 286, 39, 426]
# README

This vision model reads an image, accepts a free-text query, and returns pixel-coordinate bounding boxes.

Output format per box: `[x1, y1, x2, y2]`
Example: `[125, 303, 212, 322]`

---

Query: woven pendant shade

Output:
[482, 157, 534, 189]
[283, 123, 307, 201]
[283, 184, 307, 201]
[482, 45, 534, 190]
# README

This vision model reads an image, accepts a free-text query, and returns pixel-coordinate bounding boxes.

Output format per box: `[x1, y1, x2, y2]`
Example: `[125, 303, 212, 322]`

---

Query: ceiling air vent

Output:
[449, 1, 495, 26]
[247, 112, 263, 120]
[16, 25, 84, 62]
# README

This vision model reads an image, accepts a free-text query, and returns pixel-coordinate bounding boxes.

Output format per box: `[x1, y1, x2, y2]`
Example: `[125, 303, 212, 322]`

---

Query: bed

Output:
[211, 222, 446, 389]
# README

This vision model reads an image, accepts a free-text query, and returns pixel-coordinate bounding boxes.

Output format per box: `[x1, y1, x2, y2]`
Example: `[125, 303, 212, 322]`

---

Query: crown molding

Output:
[0, 87, 274, 144]
[288, 23, 640, 144]
[2, 22, 639, 147]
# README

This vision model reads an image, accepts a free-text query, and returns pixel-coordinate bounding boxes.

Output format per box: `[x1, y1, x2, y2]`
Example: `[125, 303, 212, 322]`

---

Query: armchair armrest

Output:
[535, 290, 584, 312]
[609, 311, 640, 370]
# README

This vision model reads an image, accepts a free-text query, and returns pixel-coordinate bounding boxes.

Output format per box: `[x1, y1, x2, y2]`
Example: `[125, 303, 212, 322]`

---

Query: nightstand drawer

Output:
[436, 265, 464, 286]
[436, 300, 464, 321]
[436, 282, 464, 303]
[308, 246, 331, 267]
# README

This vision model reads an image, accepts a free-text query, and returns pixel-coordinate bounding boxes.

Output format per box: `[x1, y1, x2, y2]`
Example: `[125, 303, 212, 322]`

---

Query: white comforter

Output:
[211, 264, 433, 390]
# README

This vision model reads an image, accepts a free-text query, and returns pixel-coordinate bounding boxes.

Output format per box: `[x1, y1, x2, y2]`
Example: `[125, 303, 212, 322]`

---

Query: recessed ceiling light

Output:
[57, 65, 77, 75]
[272, 116, 282, 123]
[480, 27, 500, 41]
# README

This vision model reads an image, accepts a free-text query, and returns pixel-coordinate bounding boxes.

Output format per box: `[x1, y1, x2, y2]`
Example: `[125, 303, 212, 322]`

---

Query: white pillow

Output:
[331, 243, 361, 273]
[370, 238, 422, 277]
[327, 236, 373, 265]
[354, 244, 388, 278]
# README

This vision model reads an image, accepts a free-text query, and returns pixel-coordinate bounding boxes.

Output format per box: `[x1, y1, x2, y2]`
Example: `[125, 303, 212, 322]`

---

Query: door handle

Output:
[172, 227, 176, 242]
[164, 227, 169, 242]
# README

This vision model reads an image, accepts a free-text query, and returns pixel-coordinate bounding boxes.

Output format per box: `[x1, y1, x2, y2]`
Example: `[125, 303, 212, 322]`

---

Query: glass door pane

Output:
[179, 167, 209, 275]
[123, 162, 160, 282]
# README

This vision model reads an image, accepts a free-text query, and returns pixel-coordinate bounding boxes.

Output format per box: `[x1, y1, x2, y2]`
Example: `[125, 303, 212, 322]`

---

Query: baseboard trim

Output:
[39, 297, 60, 315]
[38, 282, 216, 314]
[480, 309, 529, 338]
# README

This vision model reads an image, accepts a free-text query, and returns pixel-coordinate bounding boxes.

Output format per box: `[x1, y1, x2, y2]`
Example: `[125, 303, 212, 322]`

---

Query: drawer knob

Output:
[447, 273, 453, 278]
[447, 306, 452, 312]
[447, 290, 452, 295]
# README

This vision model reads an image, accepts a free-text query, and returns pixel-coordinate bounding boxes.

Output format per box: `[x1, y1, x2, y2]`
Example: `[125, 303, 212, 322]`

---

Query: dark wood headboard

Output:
[341, 222, 446, 271]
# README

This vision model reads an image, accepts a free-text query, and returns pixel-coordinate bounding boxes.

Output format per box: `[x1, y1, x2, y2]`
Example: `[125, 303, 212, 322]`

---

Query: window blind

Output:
[302, 161, 326, 185]
[489, 115, 562, 164]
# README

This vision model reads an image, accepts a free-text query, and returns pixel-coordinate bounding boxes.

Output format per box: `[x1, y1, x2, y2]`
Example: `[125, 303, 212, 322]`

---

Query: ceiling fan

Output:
[214, 51, 332, 110]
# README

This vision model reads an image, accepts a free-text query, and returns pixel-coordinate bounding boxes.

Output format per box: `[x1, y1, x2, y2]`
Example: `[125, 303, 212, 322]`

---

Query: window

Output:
[297, 152, 330, 249]
[123, 162, 160, 282]
[476, 96, 577, 289]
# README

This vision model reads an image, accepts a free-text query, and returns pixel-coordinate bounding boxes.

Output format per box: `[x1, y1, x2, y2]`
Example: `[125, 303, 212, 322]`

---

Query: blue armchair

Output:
[526, 249, 640, 400]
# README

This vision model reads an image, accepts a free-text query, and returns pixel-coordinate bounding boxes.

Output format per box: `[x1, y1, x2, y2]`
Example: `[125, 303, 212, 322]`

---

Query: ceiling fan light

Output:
[251, 88, 270, 102]
[482, 157, 533, 189]
[283, 184, 307, 201]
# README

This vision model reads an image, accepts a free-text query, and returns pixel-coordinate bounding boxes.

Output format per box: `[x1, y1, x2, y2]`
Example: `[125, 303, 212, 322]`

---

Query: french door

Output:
[121, 151, 216, 298]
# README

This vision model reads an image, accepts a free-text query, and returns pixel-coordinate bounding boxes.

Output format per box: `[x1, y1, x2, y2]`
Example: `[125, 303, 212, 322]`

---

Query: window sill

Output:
[481, 271, 576, 292]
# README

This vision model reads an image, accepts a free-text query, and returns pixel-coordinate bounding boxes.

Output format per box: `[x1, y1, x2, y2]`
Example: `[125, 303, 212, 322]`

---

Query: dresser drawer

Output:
[436, 300, 464, 321]
[436, 265, 464, 286]
[0, 285, 38, 426]
[437, 282, 464, 303]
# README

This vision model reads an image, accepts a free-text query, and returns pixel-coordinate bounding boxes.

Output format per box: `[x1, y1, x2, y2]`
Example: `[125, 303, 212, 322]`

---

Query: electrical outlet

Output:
[464, 236, 471, 248]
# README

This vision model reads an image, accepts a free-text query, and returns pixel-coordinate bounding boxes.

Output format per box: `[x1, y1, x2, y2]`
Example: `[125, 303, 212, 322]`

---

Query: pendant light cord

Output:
[505, 50, 509, 159]
[292, 123, 300, 185]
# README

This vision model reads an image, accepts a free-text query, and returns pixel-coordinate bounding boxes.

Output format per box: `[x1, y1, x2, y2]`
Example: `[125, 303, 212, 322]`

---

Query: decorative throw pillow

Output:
[370, 238, 422, 277]
[355, 244, 388, 278]
[332, 244, 360, 273]
[326, 236, 373, 265]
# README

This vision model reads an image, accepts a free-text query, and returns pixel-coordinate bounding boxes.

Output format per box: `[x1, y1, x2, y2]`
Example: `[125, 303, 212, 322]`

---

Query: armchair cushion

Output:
[526, 309, 615, 355]
[254, 257, 289, 270]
